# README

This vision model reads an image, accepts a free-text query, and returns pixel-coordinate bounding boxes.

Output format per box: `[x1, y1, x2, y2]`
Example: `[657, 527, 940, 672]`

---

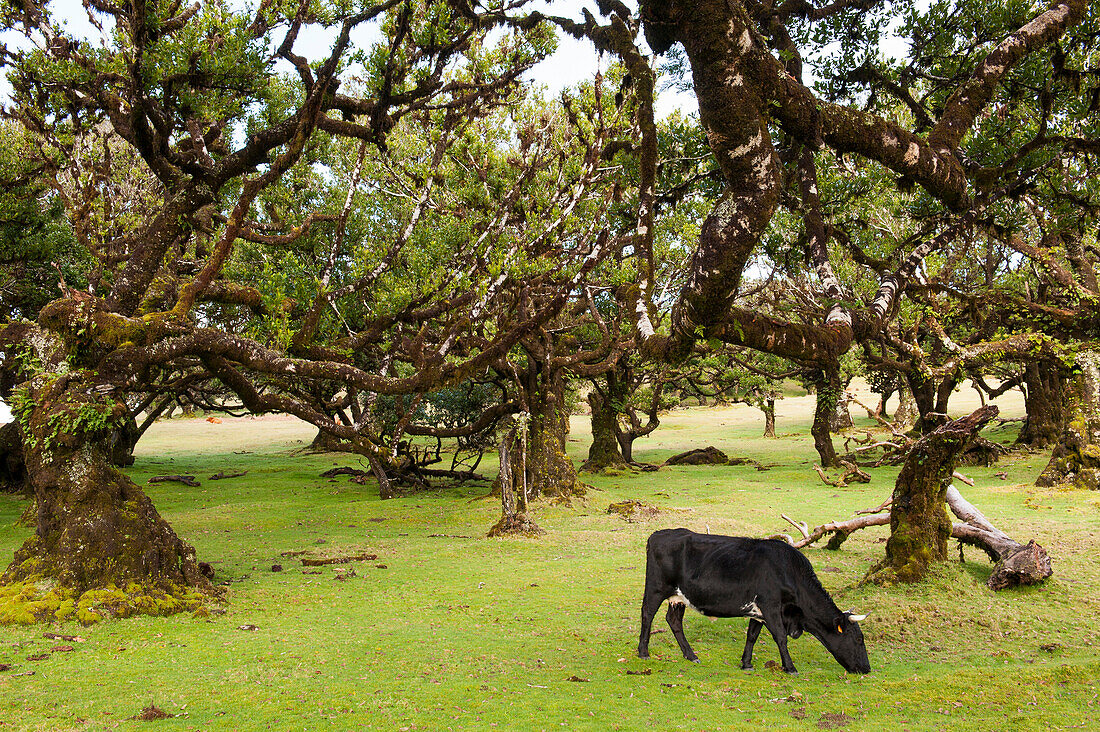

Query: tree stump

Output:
[487, 425, 544, 537]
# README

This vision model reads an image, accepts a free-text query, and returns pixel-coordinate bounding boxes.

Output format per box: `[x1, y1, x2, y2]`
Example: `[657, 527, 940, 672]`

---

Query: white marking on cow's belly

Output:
[668, 589, 698, 611]
[741, 597, 764, 619]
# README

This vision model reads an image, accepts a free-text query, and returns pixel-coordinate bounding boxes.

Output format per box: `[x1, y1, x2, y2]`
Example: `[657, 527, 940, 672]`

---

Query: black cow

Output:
[638, 528, 871, 674]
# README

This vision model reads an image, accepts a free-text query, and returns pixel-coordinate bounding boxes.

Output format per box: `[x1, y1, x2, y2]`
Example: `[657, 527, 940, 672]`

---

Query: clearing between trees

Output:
[1, 389, 1098, 730]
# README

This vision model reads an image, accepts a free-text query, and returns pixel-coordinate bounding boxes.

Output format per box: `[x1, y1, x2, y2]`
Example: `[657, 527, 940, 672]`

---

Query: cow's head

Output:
[815, 611, 871, 674]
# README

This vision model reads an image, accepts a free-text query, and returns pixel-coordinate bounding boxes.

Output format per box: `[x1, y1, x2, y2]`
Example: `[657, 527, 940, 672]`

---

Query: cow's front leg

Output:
[740, 619, 763, 670]
[638, 588, 667, 659]
[762, 609, 798, 674]
[665, 602, 699, 662]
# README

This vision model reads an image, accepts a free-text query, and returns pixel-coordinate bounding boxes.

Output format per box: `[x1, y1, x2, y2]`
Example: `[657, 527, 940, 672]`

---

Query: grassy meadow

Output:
[1, 384, 1099, 731]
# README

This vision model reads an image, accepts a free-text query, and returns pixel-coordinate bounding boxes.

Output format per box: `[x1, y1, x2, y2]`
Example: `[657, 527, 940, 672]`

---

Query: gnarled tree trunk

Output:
[4, 371, 212, 621]
[487, 425, 543, 537]
[893, 384, 917, 428]
[868, 405, 999, 584]
[525, 370, 585, 499]
[830, 386, 853, 431]
[0, 421, 29, 496]
[811, 369, 840, 467]
[107, 411, 140, 467]
[762, 398, 776, 438]
[1036, 351, 1100, 489]
[582, 390, 627, 472]
[1017, 360, 1065, 449]
[310, 428, 356, 453]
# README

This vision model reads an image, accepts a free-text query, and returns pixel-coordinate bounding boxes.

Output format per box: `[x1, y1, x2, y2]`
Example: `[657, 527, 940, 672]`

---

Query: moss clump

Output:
[0, 580, 72, 624]
[1081, 444, 1100, 460]
[0, 579, 208, 626]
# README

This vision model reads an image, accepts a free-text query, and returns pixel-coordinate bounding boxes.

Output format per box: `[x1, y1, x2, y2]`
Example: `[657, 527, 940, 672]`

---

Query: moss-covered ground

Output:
[1, 385, 1098, 730]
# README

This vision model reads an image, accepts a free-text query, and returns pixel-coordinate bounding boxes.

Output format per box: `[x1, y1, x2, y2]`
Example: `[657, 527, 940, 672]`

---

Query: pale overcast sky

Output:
[0, 0, 698, 114]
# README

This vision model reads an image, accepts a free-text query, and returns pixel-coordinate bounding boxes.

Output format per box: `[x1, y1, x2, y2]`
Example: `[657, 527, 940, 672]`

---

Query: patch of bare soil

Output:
[817, 712, 855, 729]
[130, 705, 173, 721]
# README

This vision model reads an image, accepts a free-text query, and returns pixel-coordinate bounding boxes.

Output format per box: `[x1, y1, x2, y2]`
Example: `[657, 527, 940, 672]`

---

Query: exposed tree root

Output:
[812, 461, 871, 488]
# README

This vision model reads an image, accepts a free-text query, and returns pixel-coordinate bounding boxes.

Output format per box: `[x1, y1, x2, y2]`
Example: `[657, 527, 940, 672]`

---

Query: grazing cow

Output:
[638, 528, 871, 674]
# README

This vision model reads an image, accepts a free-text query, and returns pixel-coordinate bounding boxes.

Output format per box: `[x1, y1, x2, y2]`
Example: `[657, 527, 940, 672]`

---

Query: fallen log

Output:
[771, 484, 1053, 590]
[946, 485, 1052, 590]
[209, 470, 248, 480]
[301, 552, 378, 566]
[148, 474, 200, 487]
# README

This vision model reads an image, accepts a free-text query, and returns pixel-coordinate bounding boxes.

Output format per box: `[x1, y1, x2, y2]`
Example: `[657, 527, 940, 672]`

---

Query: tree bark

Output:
[892, 383, 917, 428]
[365, 452, 399, 500]
[905, 367, 940, 434]
[310, 428, 356, 453]
[618, 432, 637, 463]
[868, 405, 999, 584]
[811, 369, 840, 467]
[1036, 351, 1100, 488]
[831, 388, 854, 431]
[581, 390, 627, 472]
[1016, 360, 1064, 449]
[3, 373, 212, 619]
[762, 398, 776, 438]
[107, 412, 139, 468]
[523, 370, 585, 499]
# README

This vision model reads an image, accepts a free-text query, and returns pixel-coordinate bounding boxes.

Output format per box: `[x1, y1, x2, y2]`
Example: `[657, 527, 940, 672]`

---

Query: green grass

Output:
[2, 392, 1099, 731]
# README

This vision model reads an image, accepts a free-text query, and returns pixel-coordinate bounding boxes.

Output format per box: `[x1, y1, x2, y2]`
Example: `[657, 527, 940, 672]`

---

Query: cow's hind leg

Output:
[740, 619, 763, 670]
[761, 607, 798, 674]
[638, 586, 668, 659]
[665, 601, 699, 662]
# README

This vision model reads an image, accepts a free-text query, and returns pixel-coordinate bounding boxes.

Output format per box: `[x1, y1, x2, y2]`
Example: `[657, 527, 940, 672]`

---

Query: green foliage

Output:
[9, 386, 37, 432]
[0, 122, 87, 320]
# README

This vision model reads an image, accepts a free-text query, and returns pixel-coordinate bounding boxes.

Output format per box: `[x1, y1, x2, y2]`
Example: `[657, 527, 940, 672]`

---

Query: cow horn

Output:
[847, 613, 867, 622]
